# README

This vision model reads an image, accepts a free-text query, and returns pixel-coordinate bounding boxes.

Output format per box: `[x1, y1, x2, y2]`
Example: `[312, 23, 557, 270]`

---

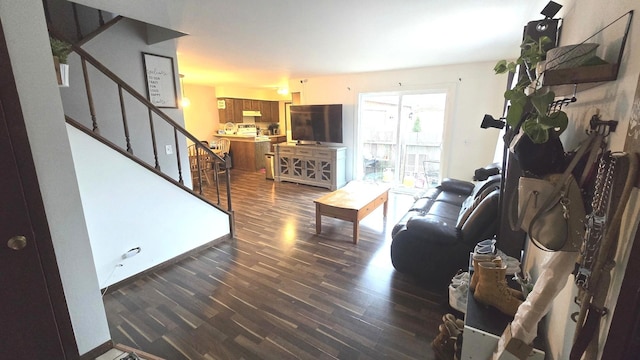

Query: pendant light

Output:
[179, 74, 190, 108]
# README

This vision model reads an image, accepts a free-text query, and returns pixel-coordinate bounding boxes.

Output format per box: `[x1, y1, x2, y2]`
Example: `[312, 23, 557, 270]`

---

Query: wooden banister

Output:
[49, 27, 233, 215]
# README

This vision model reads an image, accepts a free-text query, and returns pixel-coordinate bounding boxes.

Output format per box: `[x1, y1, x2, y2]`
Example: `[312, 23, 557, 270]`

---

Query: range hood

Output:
[242, 110, 262, 117]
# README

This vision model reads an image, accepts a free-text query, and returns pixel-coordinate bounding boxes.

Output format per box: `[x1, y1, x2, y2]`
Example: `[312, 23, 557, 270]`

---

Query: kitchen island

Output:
[215, 134, 271, 171]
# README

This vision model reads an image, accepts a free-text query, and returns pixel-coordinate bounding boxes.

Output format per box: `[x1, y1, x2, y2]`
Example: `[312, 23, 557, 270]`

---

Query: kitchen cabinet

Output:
[262, 101, 279, 123]
[252, 100, 262, 112]
[275, 143, 346, 190]
[218, 98, 279, 123]
[218, 98, 243, 123]
[242, 99, 262, 112]
[217, 135, 270, 171]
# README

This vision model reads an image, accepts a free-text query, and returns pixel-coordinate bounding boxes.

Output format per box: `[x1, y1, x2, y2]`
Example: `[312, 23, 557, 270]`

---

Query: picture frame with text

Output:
[142, 52, 178, 108]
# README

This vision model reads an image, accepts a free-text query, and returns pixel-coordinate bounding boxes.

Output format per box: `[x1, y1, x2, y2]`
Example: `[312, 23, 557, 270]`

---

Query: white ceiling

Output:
[73, 0, 557, 89]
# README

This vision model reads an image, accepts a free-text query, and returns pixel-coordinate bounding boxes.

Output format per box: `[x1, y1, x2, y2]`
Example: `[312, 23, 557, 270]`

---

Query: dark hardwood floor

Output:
[103, 170, 454, 359]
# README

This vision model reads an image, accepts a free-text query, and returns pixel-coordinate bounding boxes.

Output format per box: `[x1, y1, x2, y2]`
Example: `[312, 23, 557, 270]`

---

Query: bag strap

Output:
[578, 133, 604, 187]
[512, 189, 534, 230]
[533, 133, 597, 218]
[522, 134, 598, 252]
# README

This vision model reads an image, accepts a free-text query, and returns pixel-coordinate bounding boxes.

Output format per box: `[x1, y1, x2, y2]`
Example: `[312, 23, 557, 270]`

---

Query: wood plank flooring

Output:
[103, 170, 454, 359]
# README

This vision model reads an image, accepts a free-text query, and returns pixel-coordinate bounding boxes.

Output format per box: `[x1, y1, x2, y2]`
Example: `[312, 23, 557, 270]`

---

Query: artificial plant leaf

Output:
[531, 91, 556, 115]
[505, 102, 524, 128]
[494, 60, 508, 74]
[509, 89, 528, 106]
[539, 111, 569, 133]
[504, 88, 519, 101]
[522, 120, 550, 144]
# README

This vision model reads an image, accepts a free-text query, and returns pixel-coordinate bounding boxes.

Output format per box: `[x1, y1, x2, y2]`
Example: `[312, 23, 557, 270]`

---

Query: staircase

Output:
[44, 0, 235, 288]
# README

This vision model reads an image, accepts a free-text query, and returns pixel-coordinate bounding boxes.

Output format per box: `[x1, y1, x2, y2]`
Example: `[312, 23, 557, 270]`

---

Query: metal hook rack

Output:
[587, 114, 618, 136]
[548, 84, 578, 113]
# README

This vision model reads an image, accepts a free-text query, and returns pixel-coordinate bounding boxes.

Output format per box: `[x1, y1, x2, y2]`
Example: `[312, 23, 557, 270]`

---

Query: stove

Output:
[236, 123, 257, 136]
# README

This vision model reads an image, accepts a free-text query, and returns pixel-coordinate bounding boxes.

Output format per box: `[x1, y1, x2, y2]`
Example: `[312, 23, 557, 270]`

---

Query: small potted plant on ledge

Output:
[50, 36, 72, 87]
[268, 123, 280, 135]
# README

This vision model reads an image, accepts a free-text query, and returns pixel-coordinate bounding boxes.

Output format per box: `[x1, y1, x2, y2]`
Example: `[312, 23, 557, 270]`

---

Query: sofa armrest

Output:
[405, 215, 459, 245]
[458, 189, 500, 245]
[440, 178, 475, 195]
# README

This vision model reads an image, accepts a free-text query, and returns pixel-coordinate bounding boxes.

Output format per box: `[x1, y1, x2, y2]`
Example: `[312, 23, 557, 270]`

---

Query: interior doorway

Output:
[357, 91, 447, 193]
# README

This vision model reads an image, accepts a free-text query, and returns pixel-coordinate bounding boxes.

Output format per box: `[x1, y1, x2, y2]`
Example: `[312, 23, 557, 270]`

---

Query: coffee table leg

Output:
[353, 221, 359, 244]
[316, 204, 322, 234]
[383, 199, 388, 217]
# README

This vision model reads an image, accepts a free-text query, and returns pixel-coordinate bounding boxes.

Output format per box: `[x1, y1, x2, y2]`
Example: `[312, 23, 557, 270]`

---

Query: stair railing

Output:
[48, 29, 234, 217]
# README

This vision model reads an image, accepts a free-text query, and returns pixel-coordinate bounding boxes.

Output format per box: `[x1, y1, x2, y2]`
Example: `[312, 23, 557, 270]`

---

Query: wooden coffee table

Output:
[314, 181, 390, 244]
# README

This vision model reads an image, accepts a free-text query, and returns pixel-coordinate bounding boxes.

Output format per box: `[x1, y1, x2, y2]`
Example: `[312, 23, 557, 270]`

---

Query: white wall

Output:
[183, 83, 220, 143]
[523, 0, 640, 358]
[68, 126, 231, 287]
[287, 62, 507, 181]
[0, 0, 110, 355]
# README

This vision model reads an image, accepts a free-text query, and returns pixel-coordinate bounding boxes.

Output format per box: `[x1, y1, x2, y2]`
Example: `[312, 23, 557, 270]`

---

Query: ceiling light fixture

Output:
[277, 87, 289, 96]
[179, 74, 190, 108]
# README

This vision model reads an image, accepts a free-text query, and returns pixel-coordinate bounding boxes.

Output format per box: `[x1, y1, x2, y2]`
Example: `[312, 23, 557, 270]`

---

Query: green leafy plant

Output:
[494, 35, 568, 144]
[50, 36, 72, 64]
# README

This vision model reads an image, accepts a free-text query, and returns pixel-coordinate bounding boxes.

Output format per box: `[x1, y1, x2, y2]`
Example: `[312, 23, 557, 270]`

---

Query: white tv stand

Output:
[274, 143, 346, 190]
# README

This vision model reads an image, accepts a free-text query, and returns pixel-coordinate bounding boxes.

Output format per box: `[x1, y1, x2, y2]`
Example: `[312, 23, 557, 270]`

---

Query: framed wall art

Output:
[142, 52, 178, 108]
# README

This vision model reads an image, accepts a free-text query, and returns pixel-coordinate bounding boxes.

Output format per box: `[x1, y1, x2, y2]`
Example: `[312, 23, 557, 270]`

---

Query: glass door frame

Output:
[354, 85, 457, 185]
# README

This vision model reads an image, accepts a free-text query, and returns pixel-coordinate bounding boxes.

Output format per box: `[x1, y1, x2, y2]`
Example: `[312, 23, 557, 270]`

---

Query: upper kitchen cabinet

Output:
[218, 98, 244, 123]
[219, 98, 280, 123]
[242, 99, 262, 112]
[261, 101, 280, 123]
[252, 100, 262, 112]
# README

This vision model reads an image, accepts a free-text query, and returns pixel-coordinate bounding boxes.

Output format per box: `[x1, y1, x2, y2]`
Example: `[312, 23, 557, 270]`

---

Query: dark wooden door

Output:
[0, 19, 76, 358]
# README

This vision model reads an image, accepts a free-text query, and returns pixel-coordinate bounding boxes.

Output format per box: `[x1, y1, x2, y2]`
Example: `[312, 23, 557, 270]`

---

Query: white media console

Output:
[274, 143, 346, 190]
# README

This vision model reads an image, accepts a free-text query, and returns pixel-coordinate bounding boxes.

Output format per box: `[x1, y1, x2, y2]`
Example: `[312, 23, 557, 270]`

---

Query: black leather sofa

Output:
[390, 174, 502, 290]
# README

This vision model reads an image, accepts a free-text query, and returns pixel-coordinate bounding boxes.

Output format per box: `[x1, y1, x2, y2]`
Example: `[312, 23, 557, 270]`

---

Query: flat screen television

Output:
[290, 104, 343, 144]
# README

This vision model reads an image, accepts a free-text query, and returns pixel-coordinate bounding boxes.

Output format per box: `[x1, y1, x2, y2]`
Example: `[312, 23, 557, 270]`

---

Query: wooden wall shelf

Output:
[543, 63, 619, 86]
[542, 63, 620, 96]
[541, 10, 633, 96]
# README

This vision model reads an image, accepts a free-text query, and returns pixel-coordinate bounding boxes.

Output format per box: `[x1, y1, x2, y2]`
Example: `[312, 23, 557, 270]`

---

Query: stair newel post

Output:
[118, 85, 133, 154]
[81, 58, 99, 134]
[173, 128, 184, 185]
[147, 108, 161, 170]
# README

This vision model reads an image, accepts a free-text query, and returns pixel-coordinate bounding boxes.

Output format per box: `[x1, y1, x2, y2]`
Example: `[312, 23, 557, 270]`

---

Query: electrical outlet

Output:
[165, 145, 173, 155]
[122, 247, 141, 260]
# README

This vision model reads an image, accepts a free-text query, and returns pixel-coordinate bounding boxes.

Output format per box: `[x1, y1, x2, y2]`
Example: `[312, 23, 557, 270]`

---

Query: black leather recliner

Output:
[390, 174, 501, 290]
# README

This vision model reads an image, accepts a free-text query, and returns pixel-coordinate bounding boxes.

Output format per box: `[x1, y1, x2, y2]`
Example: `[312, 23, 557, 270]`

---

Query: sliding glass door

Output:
[358, 91, 447, 192]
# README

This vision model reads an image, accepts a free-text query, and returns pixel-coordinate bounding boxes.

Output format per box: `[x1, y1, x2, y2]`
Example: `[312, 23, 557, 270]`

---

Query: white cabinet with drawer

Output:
[274, 143, 346, 190]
